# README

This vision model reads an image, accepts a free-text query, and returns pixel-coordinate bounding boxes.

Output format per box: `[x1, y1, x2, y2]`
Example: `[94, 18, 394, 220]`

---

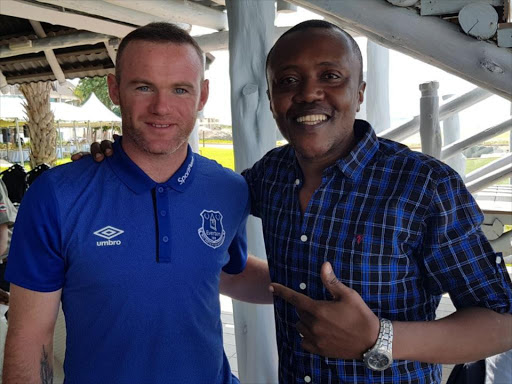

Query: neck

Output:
[122, 141, 188, 183]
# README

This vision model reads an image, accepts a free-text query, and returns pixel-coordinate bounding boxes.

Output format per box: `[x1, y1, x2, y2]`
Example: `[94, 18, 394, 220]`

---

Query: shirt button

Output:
[160, 210, 167, 216]
[299, 283, 306, 290]
[294, 178, 300, 185]
[162, 236, 169, 243]
[304, 376, 311, 383]
[157, 187, 164, 193]
[300, 234, 308, 242]
[496, 255, 502, 264]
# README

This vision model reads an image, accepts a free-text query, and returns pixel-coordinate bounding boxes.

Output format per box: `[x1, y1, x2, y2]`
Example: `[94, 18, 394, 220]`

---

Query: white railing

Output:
[381, 81, 512, 257]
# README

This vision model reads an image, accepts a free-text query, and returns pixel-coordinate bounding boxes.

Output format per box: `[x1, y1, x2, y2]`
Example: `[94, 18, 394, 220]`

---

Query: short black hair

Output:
[266, 19, 364, 85]
[115, 22, 204, 81]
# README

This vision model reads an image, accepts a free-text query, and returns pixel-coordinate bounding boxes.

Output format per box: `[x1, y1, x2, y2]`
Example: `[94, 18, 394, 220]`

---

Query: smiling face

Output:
[267, 28, 365, 167]
[108, 40, 208, 160]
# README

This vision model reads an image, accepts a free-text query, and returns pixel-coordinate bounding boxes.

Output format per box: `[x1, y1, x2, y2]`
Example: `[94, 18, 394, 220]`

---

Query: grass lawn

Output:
[199, 147, 235, 170]
[465, 157, 499, 174]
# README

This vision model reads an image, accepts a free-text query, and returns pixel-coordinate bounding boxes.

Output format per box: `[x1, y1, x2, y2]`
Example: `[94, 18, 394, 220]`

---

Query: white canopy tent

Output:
[0, 93, 120, 124]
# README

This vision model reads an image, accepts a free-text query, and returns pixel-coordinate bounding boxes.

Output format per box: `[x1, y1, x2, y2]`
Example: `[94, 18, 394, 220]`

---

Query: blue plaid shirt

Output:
[242, 120, 512, 384]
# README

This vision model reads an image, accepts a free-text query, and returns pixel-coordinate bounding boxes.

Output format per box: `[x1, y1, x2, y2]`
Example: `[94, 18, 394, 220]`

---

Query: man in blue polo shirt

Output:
[3, 23, 271, 384]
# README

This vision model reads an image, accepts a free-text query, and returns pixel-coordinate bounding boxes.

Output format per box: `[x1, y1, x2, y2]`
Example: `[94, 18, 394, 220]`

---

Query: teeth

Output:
[296, 114, 328, 125]
[152, 124, 169, 128]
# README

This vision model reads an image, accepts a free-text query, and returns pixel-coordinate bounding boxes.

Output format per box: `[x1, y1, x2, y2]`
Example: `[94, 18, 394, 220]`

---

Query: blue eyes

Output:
[135, 86, 188, 94]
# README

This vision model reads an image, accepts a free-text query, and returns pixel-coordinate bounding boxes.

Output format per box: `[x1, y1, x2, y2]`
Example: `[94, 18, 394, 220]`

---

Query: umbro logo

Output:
[94, 226, 124, 246]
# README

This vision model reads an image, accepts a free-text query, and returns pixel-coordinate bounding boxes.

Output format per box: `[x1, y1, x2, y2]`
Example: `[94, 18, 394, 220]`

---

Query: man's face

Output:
[108, 41, 208, 158]
[267, 29, 365, 165]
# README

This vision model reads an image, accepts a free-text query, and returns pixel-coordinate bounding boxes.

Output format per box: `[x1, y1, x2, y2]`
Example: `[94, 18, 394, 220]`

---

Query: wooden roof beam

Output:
[0, 31, 113, 58]
[35, 0, 190, 31]
[29, 20, 66, 85]
[0, 71, 9, 93]
[1, 0, 134, 38]
[104, 0, 228, 31]
[289, 0, 512, 100]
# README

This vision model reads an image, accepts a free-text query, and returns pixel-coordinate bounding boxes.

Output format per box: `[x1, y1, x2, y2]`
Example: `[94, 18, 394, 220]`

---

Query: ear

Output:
[198, 79, 209, 112]
[107, 73, 120, 106]
[356, 81, 366, 112]
[267, 89, 274, 115]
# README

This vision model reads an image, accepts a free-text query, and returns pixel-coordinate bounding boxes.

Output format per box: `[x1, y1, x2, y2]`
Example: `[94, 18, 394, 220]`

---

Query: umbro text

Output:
[96, 239, 122, 246]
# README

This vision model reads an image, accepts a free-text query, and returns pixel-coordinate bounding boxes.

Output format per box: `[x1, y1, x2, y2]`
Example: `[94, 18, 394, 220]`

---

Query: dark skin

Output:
[76, 28, 512, 363]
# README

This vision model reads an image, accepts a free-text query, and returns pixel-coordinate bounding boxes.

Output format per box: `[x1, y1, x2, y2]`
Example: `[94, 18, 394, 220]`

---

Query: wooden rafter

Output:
[1, 0, 134, 38]
[289, 0, 512, 100]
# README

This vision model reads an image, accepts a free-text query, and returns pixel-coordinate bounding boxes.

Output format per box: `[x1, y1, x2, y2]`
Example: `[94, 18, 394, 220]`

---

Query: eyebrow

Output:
[274, 61, 343, 72]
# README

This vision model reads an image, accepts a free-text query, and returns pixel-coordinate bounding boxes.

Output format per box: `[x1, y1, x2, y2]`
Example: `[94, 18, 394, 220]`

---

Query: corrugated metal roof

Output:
[0, 15, 114, 85]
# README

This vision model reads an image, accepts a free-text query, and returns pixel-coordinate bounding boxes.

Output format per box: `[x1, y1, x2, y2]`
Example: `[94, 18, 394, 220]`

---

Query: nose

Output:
[293, 78, 324, 104]
[149, 92, 171, 115]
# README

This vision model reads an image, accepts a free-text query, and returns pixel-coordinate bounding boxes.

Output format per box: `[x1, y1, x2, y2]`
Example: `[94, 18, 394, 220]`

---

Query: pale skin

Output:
[3, 39, 271, 383]
[3, 285, 60, 384]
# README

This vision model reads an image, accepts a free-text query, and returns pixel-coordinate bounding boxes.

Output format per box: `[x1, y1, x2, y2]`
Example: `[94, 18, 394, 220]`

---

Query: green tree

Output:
[74, 76, 120, 116]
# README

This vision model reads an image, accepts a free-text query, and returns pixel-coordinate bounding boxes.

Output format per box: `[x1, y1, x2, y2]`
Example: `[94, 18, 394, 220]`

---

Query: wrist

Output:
[363, 318, 394, 371]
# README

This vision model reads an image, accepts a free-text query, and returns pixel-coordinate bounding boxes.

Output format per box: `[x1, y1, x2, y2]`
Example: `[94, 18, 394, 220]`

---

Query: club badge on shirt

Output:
[198, 210, 225, 249]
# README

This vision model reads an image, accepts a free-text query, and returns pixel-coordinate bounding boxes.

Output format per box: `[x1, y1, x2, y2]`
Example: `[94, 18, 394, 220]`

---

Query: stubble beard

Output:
[123, 122, 189, 157]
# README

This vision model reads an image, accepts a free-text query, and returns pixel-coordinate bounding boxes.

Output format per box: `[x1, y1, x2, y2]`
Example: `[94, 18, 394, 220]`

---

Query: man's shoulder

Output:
[29, 156, 108, 196]
[377, 138, 457, 180]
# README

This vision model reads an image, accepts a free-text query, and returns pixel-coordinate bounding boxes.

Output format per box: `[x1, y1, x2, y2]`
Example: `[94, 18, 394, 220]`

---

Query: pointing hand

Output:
[269, 261, 380, 359]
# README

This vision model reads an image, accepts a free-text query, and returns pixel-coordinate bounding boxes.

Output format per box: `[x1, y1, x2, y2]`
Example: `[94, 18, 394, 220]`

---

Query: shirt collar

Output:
[286, 119, 379, 181]
[333, 119, 379, 180]
[107, 137, 196, 194]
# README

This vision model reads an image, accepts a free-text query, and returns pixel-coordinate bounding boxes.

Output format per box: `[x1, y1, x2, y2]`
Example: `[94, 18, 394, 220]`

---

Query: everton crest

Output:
[198, 210, 226, 249]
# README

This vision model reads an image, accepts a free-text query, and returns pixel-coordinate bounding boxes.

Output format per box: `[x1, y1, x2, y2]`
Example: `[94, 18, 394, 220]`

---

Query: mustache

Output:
[288, 104, 332, 118]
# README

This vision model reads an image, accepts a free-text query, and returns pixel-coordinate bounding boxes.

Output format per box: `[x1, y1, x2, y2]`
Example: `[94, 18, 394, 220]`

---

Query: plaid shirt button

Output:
[300, 234, 307, 242]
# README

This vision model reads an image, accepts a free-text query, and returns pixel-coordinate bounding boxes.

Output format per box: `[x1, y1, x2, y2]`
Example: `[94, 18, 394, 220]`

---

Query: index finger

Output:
[269, 283, 315, 313]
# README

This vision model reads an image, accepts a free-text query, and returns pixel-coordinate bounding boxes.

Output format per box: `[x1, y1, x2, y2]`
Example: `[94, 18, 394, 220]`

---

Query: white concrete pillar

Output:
[366, 41, 390, 134]
[226, 0, 278, 383]
[189, 111, 202, 154]
[419, 81, 442, 159]
[442, 94, 465, 179]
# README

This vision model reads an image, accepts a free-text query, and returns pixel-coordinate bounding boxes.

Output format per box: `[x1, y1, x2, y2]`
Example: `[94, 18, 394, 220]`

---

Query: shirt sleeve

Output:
[5, 175, 64, 292]
[241, 162, 263, 219]
[421, 171, 512, 313]
[222, 181, 251, 275]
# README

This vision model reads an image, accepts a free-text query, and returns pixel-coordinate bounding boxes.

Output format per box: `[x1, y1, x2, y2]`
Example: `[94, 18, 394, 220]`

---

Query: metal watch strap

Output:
[376, 318, 393, 353]
[363, 317, 393, 371]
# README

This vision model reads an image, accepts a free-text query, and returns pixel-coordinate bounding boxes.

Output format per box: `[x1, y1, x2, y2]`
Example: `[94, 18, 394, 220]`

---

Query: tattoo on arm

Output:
[40, 345, 53, 384]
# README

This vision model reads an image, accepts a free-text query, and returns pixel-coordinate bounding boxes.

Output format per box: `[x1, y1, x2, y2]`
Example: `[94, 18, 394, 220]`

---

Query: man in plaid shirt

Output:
[241, 20, 512, 383]
[88, 20, 512, 383]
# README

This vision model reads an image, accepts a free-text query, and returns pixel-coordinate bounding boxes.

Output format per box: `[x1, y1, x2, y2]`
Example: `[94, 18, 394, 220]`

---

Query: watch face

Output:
[366, 351, 392, 371]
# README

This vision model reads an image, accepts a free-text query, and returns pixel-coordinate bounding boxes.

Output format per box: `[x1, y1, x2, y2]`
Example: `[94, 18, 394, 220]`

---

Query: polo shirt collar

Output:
[107, 137, 196, 194]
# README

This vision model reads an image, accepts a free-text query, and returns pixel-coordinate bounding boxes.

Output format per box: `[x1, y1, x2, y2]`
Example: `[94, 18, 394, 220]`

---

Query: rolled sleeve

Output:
[421, 172, 512, 313]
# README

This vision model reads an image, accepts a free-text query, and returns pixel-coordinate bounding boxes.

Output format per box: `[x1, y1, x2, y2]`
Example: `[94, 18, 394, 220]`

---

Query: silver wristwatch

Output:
[363, 318, 393, 371]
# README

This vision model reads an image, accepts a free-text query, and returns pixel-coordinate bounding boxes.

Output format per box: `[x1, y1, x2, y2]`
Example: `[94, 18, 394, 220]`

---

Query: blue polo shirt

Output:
[6, 139, 250, 384]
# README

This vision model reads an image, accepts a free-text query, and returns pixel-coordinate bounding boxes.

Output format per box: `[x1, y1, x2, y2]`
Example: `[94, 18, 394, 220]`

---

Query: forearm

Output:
[393, 307, 512, 363]
[3, 330, 55, 384]
[220, 255, 273, 304]
[3, 285, 61, 384]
